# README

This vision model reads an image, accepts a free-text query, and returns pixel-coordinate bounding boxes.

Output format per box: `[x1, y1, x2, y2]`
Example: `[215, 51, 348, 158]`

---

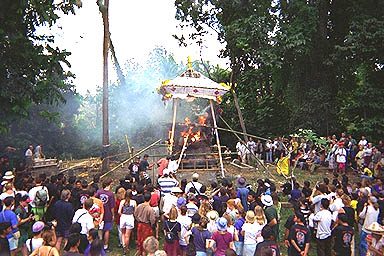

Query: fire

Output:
[184, 117, 191, 126]
[176, 116, 202, 143]
[198, 115, 207, 126]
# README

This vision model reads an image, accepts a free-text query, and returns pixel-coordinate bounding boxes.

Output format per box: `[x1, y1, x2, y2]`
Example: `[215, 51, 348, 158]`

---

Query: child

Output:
[289, 212, 310, 256]
[254, 226, 280, 256]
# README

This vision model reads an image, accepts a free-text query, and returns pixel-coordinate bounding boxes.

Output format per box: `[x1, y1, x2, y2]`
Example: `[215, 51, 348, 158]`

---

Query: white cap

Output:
[192, 173, 199, 179]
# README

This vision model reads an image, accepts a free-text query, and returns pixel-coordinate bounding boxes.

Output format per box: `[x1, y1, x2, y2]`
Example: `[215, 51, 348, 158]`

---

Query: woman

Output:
[359, 196, 380, 256]
[115, 187, 126, 248]
[118, 190, 136, 254]
[26, 221, 44, 254]
[355, 145, 365, 171]
[226, 199, 240, 223]
[186, 216, 211, 256]
[163, 206, 181, 256]
[30, 229, 59, 256]
[211, 217, 234, 256]
[84, 229, 105, 256]
[241, 211, 264, 256]
[198, 200, 212, 217]
[223, 213, 235, 236]
[233, 209, 246, 256]
[143, 236, 159, 256]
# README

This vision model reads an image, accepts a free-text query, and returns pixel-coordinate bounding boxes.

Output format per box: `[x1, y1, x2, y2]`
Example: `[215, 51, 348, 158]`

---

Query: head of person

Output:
[223, 213, 232, 227]
[261, 225, 275, 241]
[88, 228, 99, 242]
[144, 192, 151, 202]
[198, 216, 209, 231]
[192, 173, 199, 182]
[42, 229, 56, 246]
[69, 223, 81, 234]
[67, 233, 80, 249]
[116, 187, 126, 201]
[143, 154, 149, 160]
[224, 249, 237, 256]
[84, 198, 93, 211]
[320, 198, 330, 210]
[93, 174, 100, 184]
[32, 221, 45, 236]
[245, 210, 255, 224]
[0, 222, 12, 237]
[81, 180, 88, 190]
[216, 217, 228, 232]
[102, 178, 112, 189]
[168, 206, 178, 221]
[3, 197, 14, 208]
[89, 239, 104, 256]
[294, 212, 306, 224]
[254, 205, 267, 225]
[338, 213, 348, 225]
[61, 189, 71, 201]
[143, 236, 159, 255]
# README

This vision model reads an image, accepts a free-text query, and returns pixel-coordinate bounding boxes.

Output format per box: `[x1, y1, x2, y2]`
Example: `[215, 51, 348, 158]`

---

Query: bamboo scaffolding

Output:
[124, 134, 132, 158]
[169, 98, 178, 154]
[210, 100, 225, 177]
[90, 139, 161, 185]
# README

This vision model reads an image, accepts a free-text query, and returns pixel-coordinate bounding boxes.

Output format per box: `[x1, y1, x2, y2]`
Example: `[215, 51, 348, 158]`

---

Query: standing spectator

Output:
[236, 141, 246, 163]
[34, 144, 44, 159]
[246, 138, 256, 163]
[210, 217, 234, 256]
[234, 209, 246, 256]
[236, 177, 249, 211]
[359, 136, 368, 148]
[14, 195, 34, 255]
[0, 222, 11, 256]
[62, 233, 82, 256]
[241, 211, 262, 256]
[261, 195, 279, 241]
[255, 139, 264, 160]
[332, 213, 354, 256]
[88, 187, 104, 229]
[313, 198, 332, 256]
[288, 212, 310, 256]
[72, 199, 94, 235]
[186, 216, 211, 256]
[95, 178, 115, 252]
[359, 196, 380, 256]
[54, 189, 74, 250]
[143, 236, 160, 256]
[25, 221, 44, 254]
[163, 206, 181, 256]
[254, 225, 280, 256]
[0, 197, 19, 255]
[139, 154, 155, 173]
[265, 140, 273, 163]
[118, 190, 136, 254]
[335, 142, 347, 174]
[115, 187, 125, 248]
[24, 145, 33, 170]
[83, 228, 104, 256]
[30, 229, 59, 256]
[134, 192, 156, 256]
[186, 195, 199, 218]
[28, 176, 49, 221]
[185, 173, 203, 195]
[158, 172, 179, 196]
[128, 156, 140, 182]
[177, 206, 191, 256]
[156, 156, 170, 177]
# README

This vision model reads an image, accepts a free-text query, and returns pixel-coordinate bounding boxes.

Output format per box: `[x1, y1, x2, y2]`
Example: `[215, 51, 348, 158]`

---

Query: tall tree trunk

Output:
[102, 0, 109, 172]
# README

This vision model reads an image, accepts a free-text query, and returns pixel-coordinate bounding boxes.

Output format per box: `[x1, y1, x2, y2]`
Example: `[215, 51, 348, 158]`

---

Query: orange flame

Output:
[198, 115, 207, 126]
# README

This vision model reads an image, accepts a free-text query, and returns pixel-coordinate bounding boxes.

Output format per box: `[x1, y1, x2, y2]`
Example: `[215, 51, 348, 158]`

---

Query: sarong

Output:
[137, 222, 153, 255]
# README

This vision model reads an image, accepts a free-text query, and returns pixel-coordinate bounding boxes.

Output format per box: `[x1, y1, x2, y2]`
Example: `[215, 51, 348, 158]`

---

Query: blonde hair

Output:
[198, 201, 211, 216]
[116, 187, 126, 201]
[169, 206, 178, 220]
[245, 211, 255, 224]
[254, 206, 267, 225]
[223, 213, 232, 226]
[143, 236, 159, 254]
[341, 194, 351, 207]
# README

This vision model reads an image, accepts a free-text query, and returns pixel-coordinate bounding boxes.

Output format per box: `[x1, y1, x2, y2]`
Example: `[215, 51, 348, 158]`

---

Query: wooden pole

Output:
[101, 0, 110, 172]
[230, 70, 248, 143]
[169, 98, 178, 154]
[210, 100, 225, 177]
[125, 135, 132, 158]
[177, 137, 188, 169]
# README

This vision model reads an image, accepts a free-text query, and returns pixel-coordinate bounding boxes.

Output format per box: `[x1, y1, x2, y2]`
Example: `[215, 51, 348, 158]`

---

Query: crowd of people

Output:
[0, 133, 382, 256]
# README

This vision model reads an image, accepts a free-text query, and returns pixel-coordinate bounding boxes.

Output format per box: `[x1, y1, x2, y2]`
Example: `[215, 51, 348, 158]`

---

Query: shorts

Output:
[119, 215, 134, 230]
[180, 244, 187, 251]
[103, 222, 113, 231]
[8, 236, 18, 251]
[152, 206, 160, 218]
[56, 229, 70, 238]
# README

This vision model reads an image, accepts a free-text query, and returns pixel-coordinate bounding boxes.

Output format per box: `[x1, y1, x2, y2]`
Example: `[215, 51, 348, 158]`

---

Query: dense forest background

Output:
[1, 0, 383, 160]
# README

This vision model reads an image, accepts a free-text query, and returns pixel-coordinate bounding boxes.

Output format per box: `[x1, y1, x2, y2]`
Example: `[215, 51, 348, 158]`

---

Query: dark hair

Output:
[90, 239, 104, 256]
[200, 185, 206, 194]
[323, 178, 329, 185]
[351, 192, 359, 200]
[102, 178, 112, 188]
[338, 213, 348, 223]
[84, 199, 93, 210]
[3, 197, 14, 207]
[0, 222, 11, 234]
[304, 181, 310, 188]
[145, 184, 154, 193]
[68, 176, 76, 184]
[211, 182, 218, 189]
[144, 192, 151, 202]
[69, 223, 81, 234]
[50, 175, 57, 184]
[224, 248, 237, 256]
[295, 212, 306, 224]
[67, 233, 80, 248]
[144, 154, 149, 158]
[180, 205, 187, 215]
[93, 174, 100, 183]
[321, 198, 330, 209]
[88, 186, 97, 196]
[261, 225, 274, 239]
[81, 180, 88, 189]
[88, 228, 99, 240]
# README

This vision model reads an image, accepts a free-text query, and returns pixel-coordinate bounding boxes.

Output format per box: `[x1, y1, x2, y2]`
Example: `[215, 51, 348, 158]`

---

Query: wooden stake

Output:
[125, 135, 132, 158]
[169, 98, 178, 154]
[210, 100, 225, 177]
[177, 136, 188, 169]
[230, 71, 248, 143]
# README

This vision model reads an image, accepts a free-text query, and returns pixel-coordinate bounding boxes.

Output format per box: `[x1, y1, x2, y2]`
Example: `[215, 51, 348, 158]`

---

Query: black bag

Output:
[165, 221, 177, 243]
[186, 233, 196, 256]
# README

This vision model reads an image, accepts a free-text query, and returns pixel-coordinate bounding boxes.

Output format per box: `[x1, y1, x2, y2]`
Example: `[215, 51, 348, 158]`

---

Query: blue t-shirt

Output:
[290, 189, 302, 200]
[234, 218, 245, 242]
[83, 244, 106, 256]
[0, 209, 18, 239]
[191, 227, 211, 252]
[54, 200, 74, 232]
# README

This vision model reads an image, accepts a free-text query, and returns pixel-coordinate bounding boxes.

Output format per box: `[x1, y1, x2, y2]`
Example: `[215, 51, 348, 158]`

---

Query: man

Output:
[186, 195, 198, 218]
[236, 140, 246, 163]
[0, 222, 12, 256]
[24, 145, 33, 170]
[335, 142, 347, 174]
[157, 171, 179, 196]
[63, 233, 82, 256]
[161, 186, 182, 216]
[261, 194, 279, 241]
[76, 180, 90, 210]
[246, 137, 256, 163]
[28, 176, 49, 221]
[0, 197, 19, 256]
[185, 173, 202, 195]
[34, 144, 43, 159]
[254, 226, 280, 256]
[313, 198, 332, 256]
[128, 156, 140, 182]
[95, 178, 115, 252]
[156, 156, 170, 177]
[134, 192, 156, 256]
[359, 136, 368, 148]
[54, 189, 74, 250]
[310, 184, 329, 214]
[289, 212, 310, 256]
[88, 187, 104, 229]
[14, 195, 34, 256]
[139, 154, 155, 173]
[332, 213, 354, 256]
[72, 198, 94, 235]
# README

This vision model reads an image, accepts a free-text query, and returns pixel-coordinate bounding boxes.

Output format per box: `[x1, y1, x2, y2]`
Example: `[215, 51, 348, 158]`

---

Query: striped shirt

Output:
[158, 177, 179, 195]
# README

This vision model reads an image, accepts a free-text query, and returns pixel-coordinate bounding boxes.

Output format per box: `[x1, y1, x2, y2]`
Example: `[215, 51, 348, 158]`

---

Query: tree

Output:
[0, 0, 81, 131]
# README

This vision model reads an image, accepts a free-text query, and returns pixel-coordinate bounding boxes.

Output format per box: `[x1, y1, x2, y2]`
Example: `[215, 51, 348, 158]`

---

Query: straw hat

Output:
[365, 222, 384, 235]
[261, 194, 273, 207]
[3, 171, 14, 180]
[206, 210, 219, 221]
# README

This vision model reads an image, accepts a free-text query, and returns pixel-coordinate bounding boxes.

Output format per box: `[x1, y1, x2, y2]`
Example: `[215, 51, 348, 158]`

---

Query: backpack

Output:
[34, 186, 48, 207]
[165, 221, 178, 243]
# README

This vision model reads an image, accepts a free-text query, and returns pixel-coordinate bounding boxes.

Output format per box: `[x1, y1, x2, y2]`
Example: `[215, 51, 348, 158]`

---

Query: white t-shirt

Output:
[162, 193, 178, 215]
[72, 209, 94, 235]
[25, 149, 33, 157]
[329, 197, 344, 221]
[28, 186, 49, 208]
[242, 222, 265, 245]
[186, 202, 198, 218]
[313, 209, 332, 239]
[0, 192, 15, 201]
[312, 194, 328, 214]
[359, 139, 368, 147]
[360, 205, 380, 233]
[335, 148, 347, 163]
[177, 215, 191, 246]
[25, 237, 43, 253]
[185, 182, 203, 195]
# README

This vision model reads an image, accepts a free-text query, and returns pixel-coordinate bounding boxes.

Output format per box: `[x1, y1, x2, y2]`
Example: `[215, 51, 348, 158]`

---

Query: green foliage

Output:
[0, 0, 80, 131]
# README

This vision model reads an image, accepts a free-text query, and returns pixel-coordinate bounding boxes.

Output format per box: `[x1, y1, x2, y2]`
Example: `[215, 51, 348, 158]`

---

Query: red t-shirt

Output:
[149, 190, 160, 207]
[157, 158, 169, 176]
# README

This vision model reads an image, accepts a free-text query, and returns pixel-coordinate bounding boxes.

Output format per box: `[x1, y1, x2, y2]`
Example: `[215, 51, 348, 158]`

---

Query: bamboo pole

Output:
[177, 137, 188, 169]
[205, 124, 269, 141]
[210, 100, 225, 177]
[124, 135, 132, 158]
[169, 98, 178, 154]
[90, 139, 161, 184]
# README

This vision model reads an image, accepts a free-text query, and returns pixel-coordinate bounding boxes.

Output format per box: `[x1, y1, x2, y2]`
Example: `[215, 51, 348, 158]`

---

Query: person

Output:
[34, 144, 44, 159]
[335, 142, 347, 174]
[241, 211, 263, 256]
[95, 178, 115, 252]
[186, 195, 199, 218]
[28, 176, 49, 221]
[211, 217, 234, 256]
[359, 196, 380, 256]
[0, 222, 12, 256]
[156, 156, 170, 177]
[234, 209, 246, 256]
[83, 228, 105, 256]
[0, 197, 19, 255]
[30, 228, 59, 256]
[185, 173, 203, 195]
[158, 172, 179, 196]
[89, 239, 104, 256]
[185, 216, 211, 256]
[72, 198, 94, 235]
[118, 190, 136, 254]
[14, 194, 34, 256]
[265, 140, 273, 163]
[143, 236, 159, 256]
[288, 212, 310, 256]
[25, 145, 33, 170]
[139, 154, 155, 173]
[134, 192, 156, 256]
[88, 186, 104, 229]
[53, 189, 74, 250]
[254, 225, 280, 256]
[163, 206, 181, 256]
[128, 156, 140, 182]
[177, 205, 191, 256]
[26, 221, 44, 254]
[332, 213, 354, 256]
[62, 233, 82, 256]
[237, 177, 249, 211]
[236, 141, 246, 163]
[261, 194, 279, 241]
[313, 198, 332, 256]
